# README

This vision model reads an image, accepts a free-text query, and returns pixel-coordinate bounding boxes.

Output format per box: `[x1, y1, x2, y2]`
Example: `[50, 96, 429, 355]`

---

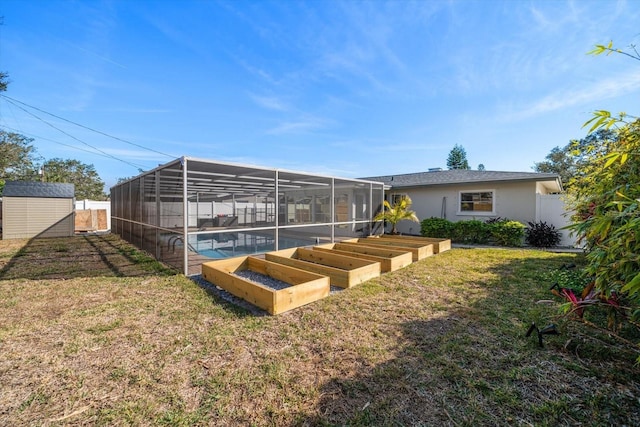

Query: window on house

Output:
[459, 191, 494, 213]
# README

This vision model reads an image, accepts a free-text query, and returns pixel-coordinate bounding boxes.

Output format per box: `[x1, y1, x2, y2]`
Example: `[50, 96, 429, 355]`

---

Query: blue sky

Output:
[1, 0, 639, 190]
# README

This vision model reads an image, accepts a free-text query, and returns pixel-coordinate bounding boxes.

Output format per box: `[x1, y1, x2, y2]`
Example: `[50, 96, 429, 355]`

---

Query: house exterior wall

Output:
[535, 181, 558, 195]
[388, 181, 542, 235]
[2, 197, 74, 239]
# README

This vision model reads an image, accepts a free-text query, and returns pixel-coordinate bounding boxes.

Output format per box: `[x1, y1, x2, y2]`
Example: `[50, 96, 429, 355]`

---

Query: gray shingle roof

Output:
[360, 170, 561, 188]
[2, 181, 75, 198]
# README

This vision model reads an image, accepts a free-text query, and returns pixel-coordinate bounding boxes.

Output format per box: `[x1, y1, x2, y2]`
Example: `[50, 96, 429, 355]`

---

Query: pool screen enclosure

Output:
[111, 157, 386, 275]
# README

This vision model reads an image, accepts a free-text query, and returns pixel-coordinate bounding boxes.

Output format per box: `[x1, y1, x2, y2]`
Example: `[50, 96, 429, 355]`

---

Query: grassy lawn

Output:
[1, 234, 638, 426]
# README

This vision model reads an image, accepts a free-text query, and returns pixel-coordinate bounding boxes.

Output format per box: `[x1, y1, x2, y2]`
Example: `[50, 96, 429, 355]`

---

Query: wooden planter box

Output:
[380, 235, 451, 254]
[202, 256, 330, 315]
[314, 242, 412, 272]
[265, 247, 381, 289]
[357, 237, 433, 262]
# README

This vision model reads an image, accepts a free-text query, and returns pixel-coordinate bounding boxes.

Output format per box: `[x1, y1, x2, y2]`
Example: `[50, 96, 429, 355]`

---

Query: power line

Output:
[0, 123, 146, 165]
[0, 94, 175, 159]
[0, 102, 148, 168]
[2, 97, 147, 170]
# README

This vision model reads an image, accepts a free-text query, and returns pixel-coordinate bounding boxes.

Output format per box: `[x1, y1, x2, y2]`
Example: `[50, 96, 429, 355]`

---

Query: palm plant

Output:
[374, 196, 419, 234]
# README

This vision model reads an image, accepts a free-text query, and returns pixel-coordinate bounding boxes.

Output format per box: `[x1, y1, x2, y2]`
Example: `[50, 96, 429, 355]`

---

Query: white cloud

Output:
[506, 70, 640, 121]
[249, 94, 289, 111]
[66, 42, 127, 69]
[265, 115, 332, 135]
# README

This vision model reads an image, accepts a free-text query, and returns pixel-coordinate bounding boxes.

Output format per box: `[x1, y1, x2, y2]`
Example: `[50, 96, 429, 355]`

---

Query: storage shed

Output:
[2, 181, 75, 239]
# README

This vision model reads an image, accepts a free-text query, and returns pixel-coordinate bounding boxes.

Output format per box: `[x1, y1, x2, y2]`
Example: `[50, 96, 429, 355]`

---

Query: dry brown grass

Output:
[1, 235, 639, 426]
[0, 234, 173, 280]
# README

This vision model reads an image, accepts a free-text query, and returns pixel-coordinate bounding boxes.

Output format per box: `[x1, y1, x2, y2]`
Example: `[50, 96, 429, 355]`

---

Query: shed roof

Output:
[361, 170, 562, 190]
[2, 181, 75, 198]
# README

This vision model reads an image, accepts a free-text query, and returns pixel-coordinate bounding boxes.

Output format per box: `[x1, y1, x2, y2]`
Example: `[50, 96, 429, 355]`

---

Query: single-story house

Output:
[362, 169, 575, 245]
[1, 181, 75, 239]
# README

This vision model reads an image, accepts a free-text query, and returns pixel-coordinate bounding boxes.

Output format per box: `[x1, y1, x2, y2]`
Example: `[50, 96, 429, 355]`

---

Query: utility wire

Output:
[0, 94, 175, 159]
[3, 97, 146, 170]
[1, 102, 147, 167]
[0, 123, 134, 160]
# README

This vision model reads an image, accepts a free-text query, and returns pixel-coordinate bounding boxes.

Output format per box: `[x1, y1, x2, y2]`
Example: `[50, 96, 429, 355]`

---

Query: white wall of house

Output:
[390, 181, 543, 234]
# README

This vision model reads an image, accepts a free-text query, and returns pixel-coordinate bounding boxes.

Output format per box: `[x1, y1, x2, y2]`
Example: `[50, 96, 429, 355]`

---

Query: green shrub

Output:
[422, 217, 526, 246]
[452, 220, 491, 244]
[490, 220, 526, 246]
[420, 217, 454, 238]
[484, 217, 505, 224]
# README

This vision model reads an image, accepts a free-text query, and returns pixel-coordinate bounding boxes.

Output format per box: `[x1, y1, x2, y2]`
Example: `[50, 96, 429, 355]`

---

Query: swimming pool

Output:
[190, 231, 321, 259]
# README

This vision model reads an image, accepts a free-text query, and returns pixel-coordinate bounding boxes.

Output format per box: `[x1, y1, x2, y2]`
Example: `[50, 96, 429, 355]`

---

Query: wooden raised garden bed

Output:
[202, 256, 330, 315]
[313, 242, 413, 272]
[355, 237, 433, 262]
[265, 247, 381, 289]
[379, 235, 451, 254]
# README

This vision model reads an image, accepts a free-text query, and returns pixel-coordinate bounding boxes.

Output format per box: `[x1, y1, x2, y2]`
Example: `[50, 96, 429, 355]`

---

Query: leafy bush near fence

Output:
[490, 220, 526, 246]
[420, 217, 527, 246]
[526, 221, 562, 247]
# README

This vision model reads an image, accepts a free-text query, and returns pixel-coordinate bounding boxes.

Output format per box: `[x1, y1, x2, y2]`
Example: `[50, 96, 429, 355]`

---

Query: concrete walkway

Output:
[451, 243, 585, 254]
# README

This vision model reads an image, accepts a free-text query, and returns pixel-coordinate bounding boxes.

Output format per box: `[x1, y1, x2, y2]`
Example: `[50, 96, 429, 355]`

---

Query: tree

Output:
[42, 158, 107, 200]
[446, 144, 470, 170]
[477, 163, 485, 171]
[534, 129, 618, 190]
[116, 169, 145, 184]
[0, 71, 8, 93]
[373, 195, 419, 234]
[0, 130, 40, 193]
[534, 146, 574, 183]
[569, 120, 640, 313]
[565, 41, 640, 360]
[1, 17, 8, 93]
[0, 61, 37, 192]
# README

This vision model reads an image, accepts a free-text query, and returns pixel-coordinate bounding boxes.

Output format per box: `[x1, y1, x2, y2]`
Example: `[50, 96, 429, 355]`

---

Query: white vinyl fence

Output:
[536, 194, 578, 247]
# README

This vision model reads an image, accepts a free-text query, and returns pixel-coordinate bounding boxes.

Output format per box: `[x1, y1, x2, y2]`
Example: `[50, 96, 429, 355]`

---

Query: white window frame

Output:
[457, 189, 496, 215]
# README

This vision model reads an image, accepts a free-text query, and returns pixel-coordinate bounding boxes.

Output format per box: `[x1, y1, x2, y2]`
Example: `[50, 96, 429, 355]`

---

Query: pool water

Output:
[190, 232, 319, 259]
